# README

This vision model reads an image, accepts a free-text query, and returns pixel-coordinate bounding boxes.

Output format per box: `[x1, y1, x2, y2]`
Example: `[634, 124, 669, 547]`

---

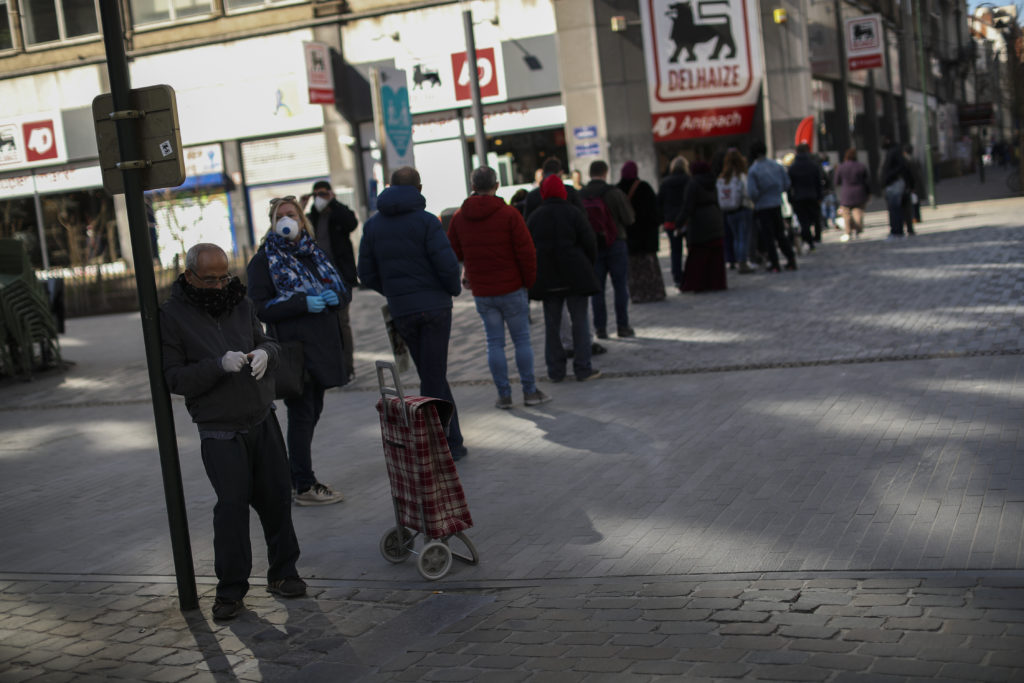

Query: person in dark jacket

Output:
[305, 180, 359, 380]
[524, 157, 584, 219]
[676, 161, 727, 292]
[747, 141, 797, 272]
[657, 155, 690, 289]
[880, 139, 912, 239]
[247, 196, 350, 507]
[161, 243, 305, 621]
[617, 161, 666, 303]
[787, 143, 825, 251]
[448, 166, 547, 409]
[903, 144, 923, 234]
[358, 166, 467, 460]
[834, 147, 870, 242]
[527, 175, 602, 382]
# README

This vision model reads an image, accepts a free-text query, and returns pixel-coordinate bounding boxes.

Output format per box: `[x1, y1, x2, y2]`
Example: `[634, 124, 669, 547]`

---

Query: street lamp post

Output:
[913, 0, 936, 208]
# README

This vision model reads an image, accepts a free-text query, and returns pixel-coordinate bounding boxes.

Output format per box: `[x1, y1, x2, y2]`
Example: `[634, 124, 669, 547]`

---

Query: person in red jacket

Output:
[448, 166, 550, 409]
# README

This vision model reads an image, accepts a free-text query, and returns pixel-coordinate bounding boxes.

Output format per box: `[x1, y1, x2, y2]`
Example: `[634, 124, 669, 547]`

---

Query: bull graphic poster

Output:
[640, 0, 763, 141]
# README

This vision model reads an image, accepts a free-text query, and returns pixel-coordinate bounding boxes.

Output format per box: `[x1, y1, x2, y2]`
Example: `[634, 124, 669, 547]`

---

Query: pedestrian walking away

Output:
[903, 143, 923, 233]
[787, 142, 826, 251]
[834, 147, 870, 242]
[247, 196, 350, 507]
[617, 160, 666, 303]
[880, 138, 913, 240]
[657, 155, 690, 289]
[678, 160, 728, 292]
[304, 180, 360, 381]
[160, 243, 305, 621]
[747, 141, 797, 271]
[581, 160, 636, 338]
[358, 166, 468, 461]
[447, 166, 549, 409]
[527, 174, 603, 383]
[716, 147, 755, 273]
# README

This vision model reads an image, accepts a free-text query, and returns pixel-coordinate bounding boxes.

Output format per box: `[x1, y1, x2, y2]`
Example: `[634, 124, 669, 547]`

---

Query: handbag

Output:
[273, 340, 306, 400]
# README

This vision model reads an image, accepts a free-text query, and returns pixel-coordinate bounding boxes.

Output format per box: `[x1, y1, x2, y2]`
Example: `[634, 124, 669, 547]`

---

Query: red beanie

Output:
[540, 174, 567, 200]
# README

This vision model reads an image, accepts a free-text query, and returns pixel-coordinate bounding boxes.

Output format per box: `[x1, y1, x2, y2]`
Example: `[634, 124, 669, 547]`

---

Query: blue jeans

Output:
[667, 229, 684, 286]
[392, 308, 464, 453]
[542, 294, 592, 380]
[591, 239, 630, 333]
[724, 208, 753, 263]
[885, 185, 905, 236]
[474, 288, 537, 397]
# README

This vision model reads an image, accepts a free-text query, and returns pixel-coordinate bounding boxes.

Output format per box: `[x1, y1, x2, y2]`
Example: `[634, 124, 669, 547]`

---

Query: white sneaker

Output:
[839, 234, 850, 242]
[295, 482, 344, 506]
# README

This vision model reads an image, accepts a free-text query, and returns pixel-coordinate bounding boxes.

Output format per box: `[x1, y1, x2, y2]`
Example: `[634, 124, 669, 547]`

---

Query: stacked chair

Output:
[0, 239, 62, 379]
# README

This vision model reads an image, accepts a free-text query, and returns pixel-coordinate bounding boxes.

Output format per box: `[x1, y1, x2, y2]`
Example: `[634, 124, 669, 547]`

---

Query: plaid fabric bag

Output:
[376, 396, 473, 539]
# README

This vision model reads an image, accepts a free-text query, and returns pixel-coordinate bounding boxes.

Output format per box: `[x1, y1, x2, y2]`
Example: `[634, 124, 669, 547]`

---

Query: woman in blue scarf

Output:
[247, 196, 351, 507]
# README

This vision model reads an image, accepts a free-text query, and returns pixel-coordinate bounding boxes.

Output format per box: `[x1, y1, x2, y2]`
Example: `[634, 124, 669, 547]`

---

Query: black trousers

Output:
[792, 199, 823, 245]
[200, 413, 300, 601]
[754, 207, 797, 270]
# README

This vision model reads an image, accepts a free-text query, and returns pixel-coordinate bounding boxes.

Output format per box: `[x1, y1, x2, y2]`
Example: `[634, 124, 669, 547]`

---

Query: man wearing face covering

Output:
[161, 243, 305, 622]
[305, 180, 359, 380]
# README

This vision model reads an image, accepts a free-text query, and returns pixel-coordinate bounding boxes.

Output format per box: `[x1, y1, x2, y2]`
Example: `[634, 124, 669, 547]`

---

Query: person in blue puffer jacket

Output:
[358, 166, 468, 461]
[747, 141, 798, 272]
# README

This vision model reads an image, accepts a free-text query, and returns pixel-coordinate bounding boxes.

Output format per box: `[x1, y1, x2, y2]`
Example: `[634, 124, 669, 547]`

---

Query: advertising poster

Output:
[639, 0, 763, 141]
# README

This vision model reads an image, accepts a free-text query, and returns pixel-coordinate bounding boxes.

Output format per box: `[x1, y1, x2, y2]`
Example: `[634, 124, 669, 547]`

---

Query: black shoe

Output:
[595, 329, 608, 340]
[784, 262, 798, 271]
[548, 375, 566, 383]
[267, 577, 307, 598]
[591, 343, 607, 356]
[576, 369, 602, 382]
[617, 326, 635, 338]
[451, 446, 468, 461]
[212, 598, 243, 621]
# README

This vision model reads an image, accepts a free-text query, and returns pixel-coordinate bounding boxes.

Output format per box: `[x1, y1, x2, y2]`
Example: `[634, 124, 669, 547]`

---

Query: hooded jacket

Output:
[358, 184, 461, 318]
[160, 280, 279, 432]
[447, 193, 536, 297]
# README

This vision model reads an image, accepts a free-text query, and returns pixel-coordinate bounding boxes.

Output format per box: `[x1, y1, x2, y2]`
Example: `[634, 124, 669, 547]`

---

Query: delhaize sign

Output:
[640, 0, 763, 141]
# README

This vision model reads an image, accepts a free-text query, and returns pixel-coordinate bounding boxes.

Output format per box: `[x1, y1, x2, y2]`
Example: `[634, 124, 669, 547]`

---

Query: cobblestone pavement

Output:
[1, 171, 1023, 681]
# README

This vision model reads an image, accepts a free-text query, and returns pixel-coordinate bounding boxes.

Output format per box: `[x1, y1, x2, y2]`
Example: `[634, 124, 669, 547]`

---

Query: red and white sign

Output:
[451, 48, 500, 102]
[303, 41, 335, 104]
[0, 112, 66, 170]
[844, 14, 884, 71]
[640, 0, 763, 141]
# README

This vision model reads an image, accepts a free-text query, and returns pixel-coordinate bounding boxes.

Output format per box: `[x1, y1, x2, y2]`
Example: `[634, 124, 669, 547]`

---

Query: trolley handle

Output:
[375, 360, 410, 427]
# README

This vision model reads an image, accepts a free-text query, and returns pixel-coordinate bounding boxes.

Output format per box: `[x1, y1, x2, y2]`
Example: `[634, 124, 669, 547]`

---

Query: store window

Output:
[225, 0, 297, 9]
[21, 0, 99, 45]
[40, 189, 119, 267]
[0, 1, 14, 50]
[130, 0, 212, 25]
[0, 197, 42, 267]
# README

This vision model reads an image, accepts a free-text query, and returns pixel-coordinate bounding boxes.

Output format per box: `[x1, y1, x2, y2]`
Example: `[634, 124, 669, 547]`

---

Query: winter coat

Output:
[580, 179, 635, 241]
[160, 281, 279, 432]
[526, 197, 601, 299]
[677, 171, 724, 247]
[357, 184, 461, 318]
[247, 247, 350, 389]
[616, 177, 661, 255]
[834, 160, 871, 207]
[524, 181, 584, 219]
[747, 158, 791, 210]
[787, 153, 825, 202]
[307, 199, 359, 287]
[447, 194, 537, 297]
[658, 170, 690, 227]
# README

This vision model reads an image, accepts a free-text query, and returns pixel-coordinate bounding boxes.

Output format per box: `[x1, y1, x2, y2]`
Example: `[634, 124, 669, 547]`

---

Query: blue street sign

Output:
[575, 142, 601, 157]
[574, 125, 598, 140]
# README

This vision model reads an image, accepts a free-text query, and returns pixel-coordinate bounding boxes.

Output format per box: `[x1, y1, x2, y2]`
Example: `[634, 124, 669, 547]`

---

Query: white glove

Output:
[248, 349, 268, 380]
[221, 350, 247, 373]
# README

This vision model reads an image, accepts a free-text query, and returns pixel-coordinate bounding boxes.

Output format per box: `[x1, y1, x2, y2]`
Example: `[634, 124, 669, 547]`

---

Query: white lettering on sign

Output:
[666, 65, 741, 91]
[457, 57, 494, 89]
[26, 127, 54, 156]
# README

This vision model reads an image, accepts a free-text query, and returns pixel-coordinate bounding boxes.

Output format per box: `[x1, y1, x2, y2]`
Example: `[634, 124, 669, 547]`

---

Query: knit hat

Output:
[620, 161, 638, 181]
[540, 174, 567, 200]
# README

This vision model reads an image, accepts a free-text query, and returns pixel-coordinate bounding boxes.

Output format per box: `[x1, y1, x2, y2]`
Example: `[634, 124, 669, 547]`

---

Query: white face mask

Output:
[275, 216, 301, 241]
[313, 196, 330, 212]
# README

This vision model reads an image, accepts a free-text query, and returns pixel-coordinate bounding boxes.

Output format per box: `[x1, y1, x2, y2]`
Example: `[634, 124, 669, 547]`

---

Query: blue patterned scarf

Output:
[264, 231, 345, 306]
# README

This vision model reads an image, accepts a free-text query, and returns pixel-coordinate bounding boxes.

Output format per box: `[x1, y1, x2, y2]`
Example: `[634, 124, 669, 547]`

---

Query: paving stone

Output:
[882, 616, 944, 631]
[806, 653, 873, 671]
[746, 650, 810, 665]
[917, 647, 986, 664]
[747, 664, 831, 681]
[571, 658, 631, 673]
[709, 610, 770, 623]
[851, 594, 908, 607]
[787, 638, 859, 653]
[871, 657, 944, 677]
[718, 622, 778, 635]
[778, 625, 839, 640]
[938, 663, 1017, 682]
[627, 660, 693, 675]
[686, 662, 751, 678]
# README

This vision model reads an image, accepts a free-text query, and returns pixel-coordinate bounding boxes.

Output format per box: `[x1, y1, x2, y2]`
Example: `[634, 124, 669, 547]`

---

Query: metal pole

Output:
[32, 191, 50, 270]
[98, 0, 197, 611]
[913, 0, 936, 208]
[456, 110, 473, 196]
[832, 0, 851, 156]
[462, 9, 487, 167]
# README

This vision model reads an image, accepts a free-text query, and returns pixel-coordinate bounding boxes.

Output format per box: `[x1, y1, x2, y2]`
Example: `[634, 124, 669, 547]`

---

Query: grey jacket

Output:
[161, 281, 280, 433]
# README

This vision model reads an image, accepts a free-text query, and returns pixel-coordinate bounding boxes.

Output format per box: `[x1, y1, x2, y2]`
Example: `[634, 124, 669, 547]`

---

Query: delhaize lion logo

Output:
[666, 0, 736, 63]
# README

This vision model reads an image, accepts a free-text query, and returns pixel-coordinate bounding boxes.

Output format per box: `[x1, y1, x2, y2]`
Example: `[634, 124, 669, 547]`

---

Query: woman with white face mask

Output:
[246, 196, 351, 507]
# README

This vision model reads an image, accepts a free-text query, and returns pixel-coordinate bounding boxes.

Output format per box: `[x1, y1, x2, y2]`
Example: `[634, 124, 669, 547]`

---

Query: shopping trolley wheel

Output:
[380, 527, 414, 564]
[450, 532, 479, 566]
[417, 541, 453, 580]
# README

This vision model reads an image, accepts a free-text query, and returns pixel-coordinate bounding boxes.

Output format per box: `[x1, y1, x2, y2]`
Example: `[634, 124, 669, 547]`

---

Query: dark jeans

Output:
[792, 199, 823, 245]
[591, 239, 630, 333]
[200, 414, 300, 601]
[667, 229, 684, 286]
[283, 378, 326, 493]
[885, 185, 905, 236]
[393, 308, 464, 452]
[754, 207, 796, 269]
[542, 294, 592, 380]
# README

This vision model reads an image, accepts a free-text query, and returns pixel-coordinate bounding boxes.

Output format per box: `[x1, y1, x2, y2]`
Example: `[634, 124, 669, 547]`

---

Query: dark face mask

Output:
[179, 274, 246, 318]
